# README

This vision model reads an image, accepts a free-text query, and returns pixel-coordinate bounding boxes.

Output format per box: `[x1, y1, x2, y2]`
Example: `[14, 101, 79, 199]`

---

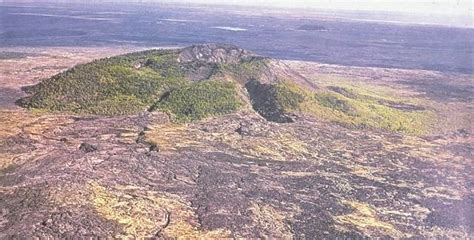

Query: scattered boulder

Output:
[235, 121, 267, 137]
[456, 128, 470, 137]
[236, 122, 253, 136]
[149, 143, 159, 152]
[79, 143, 97, 153]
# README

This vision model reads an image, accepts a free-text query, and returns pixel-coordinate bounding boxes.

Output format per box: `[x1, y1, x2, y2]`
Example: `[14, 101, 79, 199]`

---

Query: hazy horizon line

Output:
[2, 0, 473, 28]
[2, 0, 473, 16]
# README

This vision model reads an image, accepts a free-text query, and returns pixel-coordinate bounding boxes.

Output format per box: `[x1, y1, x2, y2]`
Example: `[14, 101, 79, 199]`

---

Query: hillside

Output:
[17, 44, 307, 121]
[1, 46, 472, 239]
[18, 44, 432, 134]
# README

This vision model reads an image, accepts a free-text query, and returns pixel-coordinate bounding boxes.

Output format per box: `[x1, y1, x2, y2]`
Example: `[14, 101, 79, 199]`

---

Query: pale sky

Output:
[4, 0, 473, 17]
[165, 0, 473, 16]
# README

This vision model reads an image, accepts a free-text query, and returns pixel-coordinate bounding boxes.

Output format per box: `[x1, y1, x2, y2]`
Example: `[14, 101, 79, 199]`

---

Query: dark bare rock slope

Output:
[1, 44, 472, 238]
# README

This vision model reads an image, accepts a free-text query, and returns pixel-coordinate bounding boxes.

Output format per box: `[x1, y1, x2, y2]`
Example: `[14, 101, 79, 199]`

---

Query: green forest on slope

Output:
[17, 49, 259, 119]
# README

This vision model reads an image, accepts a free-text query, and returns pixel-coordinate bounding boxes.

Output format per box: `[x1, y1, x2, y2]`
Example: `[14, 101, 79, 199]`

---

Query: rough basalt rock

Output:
[178, 43, 258, 64]
[79, 143, 97, 153]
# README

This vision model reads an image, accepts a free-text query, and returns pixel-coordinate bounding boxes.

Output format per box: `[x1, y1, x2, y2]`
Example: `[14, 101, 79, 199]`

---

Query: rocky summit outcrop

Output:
[178, 43, 257, 64]
[177, 44, 312, 87]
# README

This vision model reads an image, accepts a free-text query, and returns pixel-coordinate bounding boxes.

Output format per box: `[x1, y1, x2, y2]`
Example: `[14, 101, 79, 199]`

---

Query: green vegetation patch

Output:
[306, 89, 434, 135]
[311, 86, 434, 135]
[219, 58, 269, 83]
[151, 80, 243, 122]
[248, 80, 434, 135]
[314, 93, 358, 116]
[17, 50, 188, 116]
[17, 49, 268, 118]
[245, 80, 307, 123]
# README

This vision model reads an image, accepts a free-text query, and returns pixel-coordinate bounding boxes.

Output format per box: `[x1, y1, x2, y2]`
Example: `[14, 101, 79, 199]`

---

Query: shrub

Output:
[151, 81, 243, 122]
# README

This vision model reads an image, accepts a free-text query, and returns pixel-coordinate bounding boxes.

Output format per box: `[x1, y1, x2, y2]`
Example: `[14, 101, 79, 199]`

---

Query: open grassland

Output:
[252, 80, 435, 135]
[287, 61, 474, 135]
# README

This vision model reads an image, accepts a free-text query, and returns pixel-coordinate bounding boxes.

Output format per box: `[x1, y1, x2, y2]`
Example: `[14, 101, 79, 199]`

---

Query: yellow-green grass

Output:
[274, 81, 435, 135]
